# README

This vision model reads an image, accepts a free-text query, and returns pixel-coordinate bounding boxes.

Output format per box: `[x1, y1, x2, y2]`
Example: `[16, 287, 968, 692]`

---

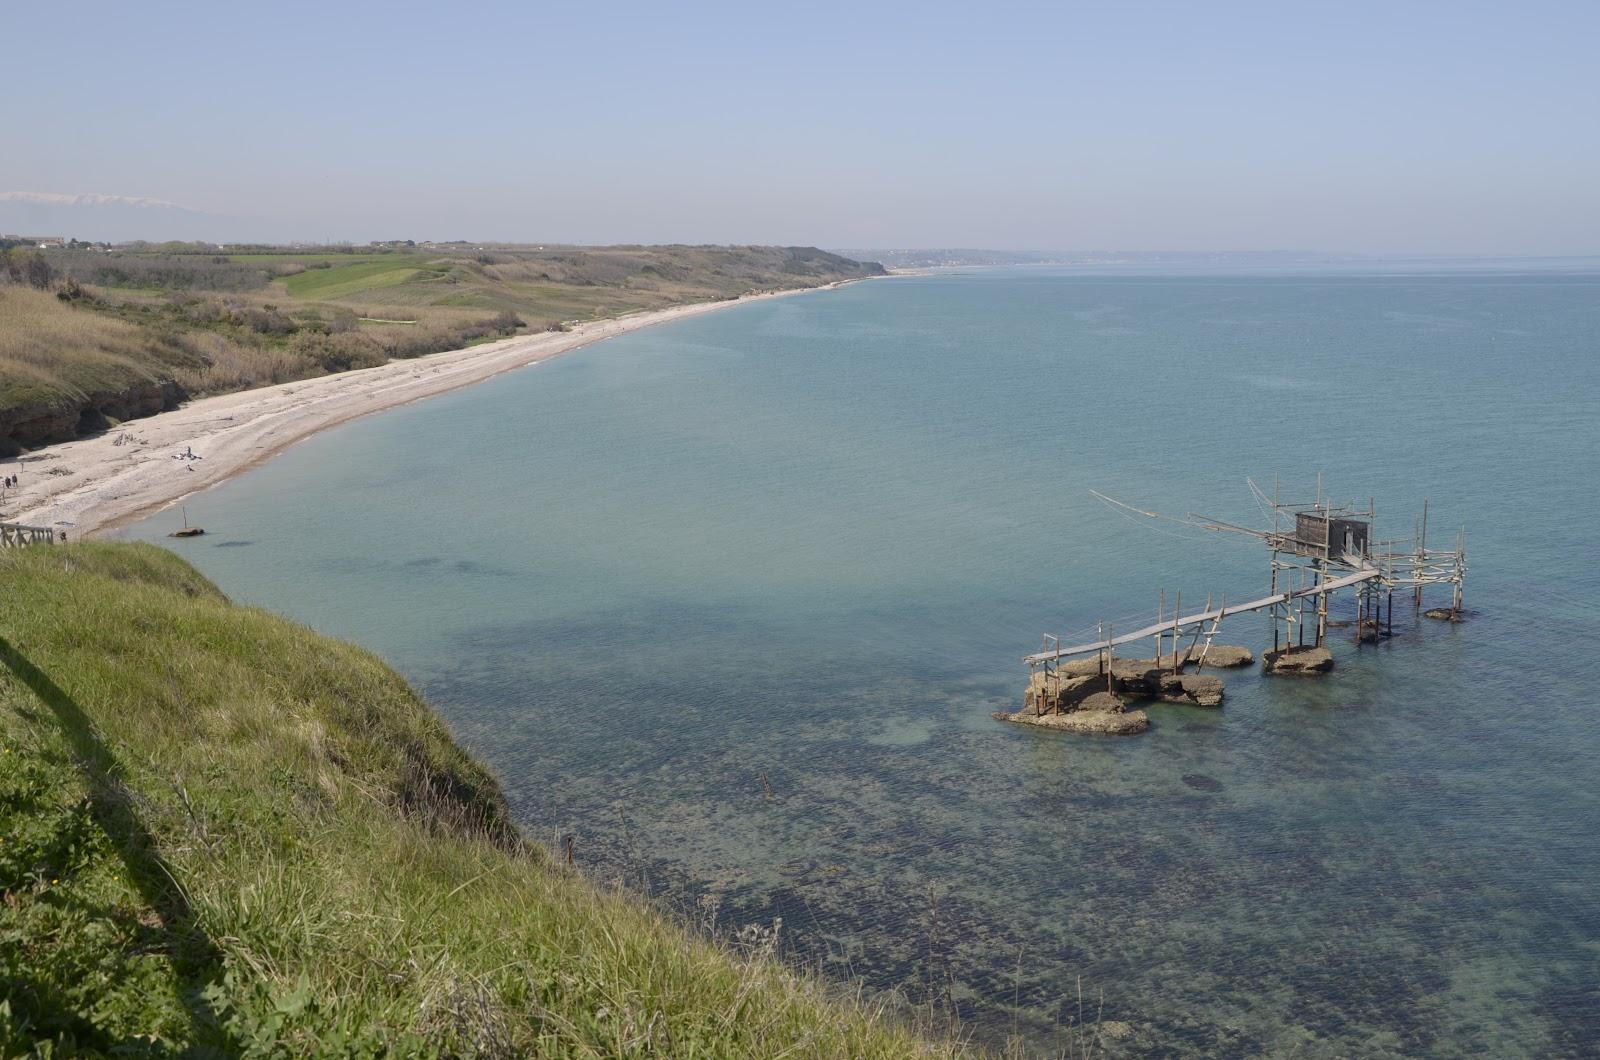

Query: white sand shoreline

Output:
[7, 282, 861, 538]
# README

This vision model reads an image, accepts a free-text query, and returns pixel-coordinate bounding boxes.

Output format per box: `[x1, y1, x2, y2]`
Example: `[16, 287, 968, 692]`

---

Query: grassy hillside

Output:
[0, 244, 883, 454]
[0, 543, 960, 1057]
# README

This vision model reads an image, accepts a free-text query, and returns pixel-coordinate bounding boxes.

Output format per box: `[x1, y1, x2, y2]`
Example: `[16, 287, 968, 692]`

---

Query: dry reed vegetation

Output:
[0, 543, 967, 1057]
[0, 287, 157, 384]
[0, 287, 184, 434]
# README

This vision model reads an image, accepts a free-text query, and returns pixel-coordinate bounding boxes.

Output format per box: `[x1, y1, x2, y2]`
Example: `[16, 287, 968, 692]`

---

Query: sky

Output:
[4, 0, 1598, 254]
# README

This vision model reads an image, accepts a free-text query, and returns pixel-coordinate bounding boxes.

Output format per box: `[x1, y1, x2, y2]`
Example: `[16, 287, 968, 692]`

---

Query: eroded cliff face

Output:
[0, 378, 184, 455]
[2, 397, 80, 453]
[77, 379, 184, 432]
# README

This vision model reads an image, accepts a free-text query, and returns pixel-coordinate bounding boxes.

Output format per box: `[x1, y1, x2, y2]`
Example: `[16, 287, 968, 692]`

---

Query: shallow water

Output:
[125, 268, 1600, 1056]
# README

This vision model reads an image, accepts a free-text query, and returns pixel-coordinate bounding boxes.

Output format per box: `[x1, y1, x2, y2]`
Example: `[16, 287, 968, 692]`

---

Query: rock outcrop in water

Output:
[1261, 645, 1334, 675]
[1044, 646, 1248, 704]
[1184, 644, 1254, 668]
[997, 651, 1240, 735]
[994, 686, 1149, 735]
[1157, 672, 1225, 707]
[1058, 644, 1253, 677]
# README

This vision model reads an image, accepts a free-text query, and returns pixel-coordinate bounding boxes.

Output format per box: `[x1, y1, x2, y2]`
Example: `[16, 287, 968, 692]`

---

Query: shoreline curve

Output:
[10, 281, 866, 538]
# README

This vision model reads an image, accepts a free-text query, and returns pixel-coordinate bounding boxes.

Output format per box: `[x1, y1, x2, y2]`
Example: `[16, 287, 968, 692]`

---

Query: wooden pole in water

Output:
[1158, 592, 1171, 669]
[1183, 595, 1209, 670]
[1415, 497, 1429, 609]
[1272, 477, 1282, 654]
[1295, 567, 1305, 648]
[1197, 593, 1223, 672]
[1315, 511, 1329, 648]
[1303, 568, 1311, 647]
[1105, 624, 1115, 693]
[1270, 556, 1280, 653]
[1172, 591, 1182, 672]
[1319, 489, 1331, 648]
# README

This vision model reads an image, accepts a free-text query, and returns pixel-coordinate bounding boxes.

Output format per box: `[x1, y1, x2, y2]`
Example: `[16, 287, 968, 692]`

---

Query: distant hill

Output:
[834, 248, 1341, 269]
[832, 248, 1068, 269]
[0, 242, 884, 454]
[0, 192, 225, 244]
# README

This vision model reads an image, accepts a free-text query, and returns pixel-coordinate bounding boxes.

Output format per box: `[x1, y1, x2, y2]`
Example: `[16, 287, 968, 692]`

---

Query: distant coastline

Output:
[11, 279, 873, 538]
[841, 248, 1600, 273]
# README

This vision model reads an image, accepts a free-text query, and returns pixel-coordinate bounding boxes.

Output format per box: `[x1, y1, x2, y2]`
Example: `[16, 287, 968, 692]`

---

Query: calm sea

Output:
[124, 266, 1600, 1057]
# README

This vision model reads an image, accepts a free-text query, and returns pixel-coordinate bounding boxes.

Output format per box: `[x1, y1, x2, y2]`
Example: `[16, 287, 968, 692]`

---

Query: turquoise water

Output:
[125, 269, 1600, 1056]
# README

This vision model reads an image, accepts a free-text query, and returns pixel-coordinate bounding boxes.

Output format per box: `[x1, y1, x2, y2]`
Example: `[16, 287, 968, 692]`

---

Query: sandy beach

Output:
[5, 284, 847, 538]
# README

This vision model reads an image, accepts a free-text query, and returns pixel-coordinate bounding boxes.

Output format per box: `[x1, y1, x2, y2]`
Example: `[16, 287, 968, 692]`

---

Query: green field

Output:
[0, 543, 961, 1056]
[282, 259, 445, 300]
[226, 253, 390, 264]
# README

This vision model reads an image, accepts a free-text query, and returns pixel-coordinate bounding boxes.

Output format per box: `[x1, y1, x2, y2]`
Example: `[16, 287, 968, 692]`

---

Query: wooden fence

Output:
[0, 522, 59, 548]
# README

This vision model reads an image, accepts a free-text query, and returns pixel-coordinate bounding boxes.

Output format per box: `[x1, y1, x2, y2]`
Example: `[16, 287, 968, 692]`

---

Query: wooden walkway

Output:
[1023, 567, 1380, 666]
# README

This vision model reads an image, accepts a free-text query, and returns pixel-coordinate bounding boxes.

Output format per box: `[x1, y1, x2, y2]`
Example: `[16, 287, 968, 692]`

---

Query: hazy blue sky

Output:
[5, 0, 1597, 253]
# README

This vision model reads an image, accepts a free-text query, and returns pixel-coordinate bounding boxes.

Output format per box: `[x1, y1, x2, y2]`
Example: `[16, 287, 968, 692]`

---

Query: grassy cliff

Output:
[0, 244, 884, 454]
[0, 543, 956, 1057]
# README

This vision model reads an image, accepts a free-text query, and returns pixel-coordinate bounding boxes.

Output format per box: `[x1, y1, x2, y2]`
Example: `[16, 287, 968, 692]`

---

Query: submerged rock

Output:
[995, 708, 1150, 736]
[1262, 645, 1334, 675]
[1424, 607, 1463, 622]
[1181, 773, 1224, 793]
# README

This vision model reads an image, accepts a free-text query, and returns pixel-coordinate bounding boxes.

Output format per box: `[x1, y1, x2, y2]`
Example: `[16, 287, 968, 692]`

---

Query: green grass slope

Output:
[281, 261, 443, 300]
[0, 543, 961, 1058]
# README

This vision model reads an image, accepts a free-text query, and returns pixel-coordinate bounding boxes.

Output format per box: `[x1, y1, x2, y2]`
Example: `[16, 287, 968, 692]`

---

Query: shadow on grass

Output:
[0, 637, 228, 1053]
